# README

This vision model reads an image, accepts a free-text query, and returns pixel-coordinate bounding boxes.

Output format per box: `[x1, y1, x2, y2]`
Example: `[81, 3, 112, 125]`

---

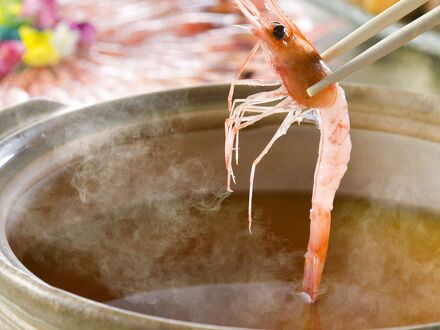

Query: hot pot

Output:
[0, 84, 439, 329]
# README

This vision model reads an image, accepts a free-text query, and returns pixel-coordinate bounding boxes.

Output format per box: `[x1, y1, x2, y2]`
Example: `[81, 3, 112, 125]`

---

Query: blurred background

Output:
[0, 0, 439, 109]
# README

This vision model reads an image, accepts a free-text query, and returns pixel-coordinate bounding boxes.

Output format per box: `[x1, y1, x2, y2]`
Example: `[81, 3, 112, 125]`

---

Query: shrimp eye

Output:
[272, 24, 286, 40]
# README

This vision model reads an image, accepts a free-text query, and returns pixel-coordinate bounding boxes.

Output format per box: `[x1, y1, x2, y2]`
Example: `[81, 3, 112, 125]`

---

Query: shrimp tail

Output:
[303, 206, 331, 302]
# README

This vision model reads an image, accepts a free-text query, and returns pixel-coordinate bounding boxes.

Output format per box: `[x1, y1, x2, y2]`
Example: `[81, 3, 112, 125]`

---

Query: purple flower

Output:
[0, 41, 24, 77]
[21, 0, 58, 29]
[70, 22, 96, 47]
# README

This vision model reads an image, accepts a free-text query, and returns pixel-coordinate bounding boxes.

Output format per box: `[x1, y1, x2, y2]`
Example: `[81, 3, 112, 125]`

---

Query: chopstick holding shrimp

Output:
[225, 0, 351, 302]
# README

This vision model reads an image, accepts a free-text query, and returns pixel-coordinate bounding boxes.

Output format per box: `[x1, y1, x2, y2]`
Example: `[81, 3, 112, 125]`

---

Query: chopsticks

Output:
[307, 1, 440, 98]
[321, 0, 433, 62]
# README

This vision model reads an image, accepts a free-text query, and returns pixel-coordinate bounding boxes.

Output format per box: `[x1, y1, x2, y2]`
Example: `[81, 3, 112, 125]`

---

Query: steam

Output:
[6, 122, 302, 305]
[107, 196, 440, 329]
[4, 120, 440, 328]
[321, 199, 440, 329]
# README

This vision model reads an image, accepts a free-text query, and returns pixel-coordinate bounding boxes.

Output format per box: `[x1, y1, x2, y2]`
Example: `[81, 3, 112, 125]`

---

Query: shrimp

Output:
[225, 0, 351, 302]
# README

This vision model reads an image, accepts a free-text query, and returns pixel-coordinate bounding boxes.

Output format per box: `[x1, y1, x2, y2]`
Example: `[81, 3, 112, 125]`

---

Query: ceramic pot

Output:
[0, 84, 439, 329]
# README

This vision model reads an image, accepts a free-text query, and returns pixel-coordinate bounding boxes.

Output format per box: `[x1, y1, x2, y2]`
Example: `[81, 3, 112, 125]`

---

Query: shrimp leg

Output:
[228, 87, 289, 139]
[248, 110, 303, 232]
[231, 92, 286, 166]
[235, 79, 281, 87]
[228, 42, 261, 113]
[230, 87, 287, 132]
[234, 95, 309, 130]
[233, 97, 304, 130]
[226, 87, 288, 191]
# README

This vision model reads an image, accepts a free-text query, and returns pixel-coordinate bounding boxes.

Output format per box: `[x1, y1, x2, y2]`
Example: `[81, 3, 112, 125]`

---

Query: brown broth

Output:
[7, 188, 440, 329]
[4, 135, 440, 329]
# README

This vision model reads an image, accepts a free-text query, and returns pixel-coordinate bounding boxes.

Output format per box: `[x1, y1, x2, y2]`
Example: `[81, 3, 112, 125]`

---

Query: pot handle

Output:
[0, 99, 68, 139]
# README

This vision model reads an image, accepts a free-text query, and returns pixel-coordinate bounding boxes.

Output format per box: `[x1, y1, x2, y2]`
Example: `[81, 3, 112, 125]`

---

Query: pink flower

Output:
[70, 22, 96, 47]
[0, 41, 24, 77]
[21, 0, 58, 29]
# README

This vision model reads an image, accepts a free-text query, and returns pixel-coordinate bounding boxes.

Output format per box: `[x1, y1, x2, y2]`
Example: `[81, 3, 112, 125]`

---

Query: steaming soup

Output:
[6, 158, 440, 329]
[3, 118, 440, 329]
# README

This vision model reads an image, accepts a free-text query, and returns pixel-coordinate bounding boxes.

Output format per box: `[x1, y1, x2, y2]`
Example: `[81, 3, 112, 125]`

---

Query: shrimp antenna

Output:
[264, 0, 294, 31]
[234, 0, 268, 29]
[265, 0, 318, 50]
[232, 24, 252, 30]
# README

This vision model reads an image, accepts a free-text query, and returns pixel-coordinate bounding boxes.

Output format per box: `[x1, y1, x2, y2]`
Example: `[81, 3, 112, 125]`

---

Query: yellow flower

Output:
[9, 3, 22, 16]
[363, 0, 400, 14]
[19, 26, 60, 67]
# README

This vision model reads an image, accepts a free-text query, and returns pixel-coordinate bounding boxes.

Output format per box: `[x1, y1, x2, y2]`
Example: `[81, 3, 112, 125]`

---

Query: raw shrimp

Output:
[225, 0, 351, 302]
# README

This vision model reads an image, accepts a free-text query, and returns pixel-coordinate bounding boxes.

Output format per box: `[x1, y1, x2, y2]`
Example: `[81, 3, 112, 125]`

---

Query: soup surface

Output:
[5, 129, 440, 330]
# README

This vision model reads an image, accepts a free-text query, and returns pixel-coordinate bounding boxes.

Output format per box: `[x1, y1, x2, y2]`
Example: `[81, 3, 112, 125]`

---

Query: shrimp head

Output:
[235, 0, 337, 108]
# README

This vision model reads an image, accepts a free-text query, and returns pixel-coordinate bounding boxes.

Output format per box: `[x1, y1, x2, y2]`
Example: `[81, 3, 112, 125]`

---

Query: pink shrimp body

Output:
[226, 0, 351, 302]
[304, 87, 351, 301]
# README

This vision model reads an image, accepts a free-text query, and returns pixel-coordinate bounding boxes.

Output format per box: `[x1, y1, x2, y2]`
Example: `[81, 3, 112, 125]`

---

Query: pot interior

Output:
[2, 86, 440, 329]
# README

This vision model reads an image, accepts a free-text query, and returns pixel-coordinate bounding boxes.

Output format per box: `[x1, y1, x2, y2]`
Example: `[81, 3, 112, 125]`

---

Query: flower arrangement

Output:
[0, 0, 95, 77]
